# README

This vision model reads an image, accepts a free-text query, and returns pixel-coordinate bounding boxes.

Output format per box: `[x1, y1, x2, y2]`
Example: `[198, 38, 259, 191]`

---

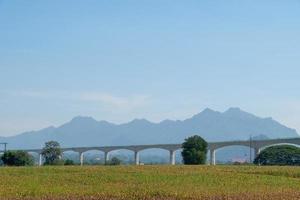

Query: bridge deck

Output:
[1, 137, 299, 154]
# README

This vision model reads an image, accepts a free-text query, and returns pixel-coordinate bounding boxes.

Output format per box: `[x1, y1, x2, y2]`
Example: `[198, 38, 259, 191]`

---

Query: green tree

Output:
[41, 141, 62, 165]
[1, 151, 34, 166]
[254, 145, 300, 166]
[182, 135, 208, 165]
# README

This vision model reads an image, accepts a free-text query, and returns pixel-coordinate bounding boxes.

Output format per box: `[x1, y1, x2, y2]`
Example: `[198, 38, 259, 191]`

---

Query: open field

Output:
[0, 166, 300, 200]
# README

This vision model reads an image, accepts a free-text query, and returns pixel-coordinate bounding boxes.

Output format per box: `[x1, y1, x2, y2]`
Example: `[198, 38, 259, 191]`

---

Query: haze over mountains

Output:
[0, 107, 298, 150]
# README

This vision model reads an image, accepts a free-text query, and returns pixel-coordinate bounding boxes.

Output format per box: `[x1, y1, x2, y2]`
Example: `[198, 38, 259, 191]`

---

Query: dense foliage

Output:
[41, 141, 62, 165]
[182, 135, 208, 165]
[1, 150, 34, 166]
[254, 145, 300, 166]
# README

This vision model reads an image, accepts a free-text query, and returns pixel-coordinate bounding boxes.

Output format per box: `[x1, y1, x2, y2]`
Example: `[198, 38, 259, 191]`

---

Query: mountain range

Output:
[0, 107, 298, 150]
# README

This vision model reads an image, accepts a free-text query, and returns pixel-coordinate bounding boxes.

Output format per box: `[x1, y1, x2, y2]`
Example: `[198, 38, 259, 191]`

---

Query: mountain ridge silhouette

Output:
[0, 107, 298, 149]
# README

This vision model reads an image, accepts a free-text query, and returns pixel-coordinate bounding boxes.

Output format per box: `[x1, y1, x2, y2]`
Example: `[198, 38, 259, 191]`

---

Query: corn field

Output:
[0, 165, 299, 200]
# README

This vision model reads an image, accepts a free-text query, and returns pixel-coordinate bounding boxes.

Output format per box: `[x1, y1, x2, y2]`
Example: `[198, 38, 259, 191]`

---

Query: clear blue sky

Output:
[0, 0, 300, 136]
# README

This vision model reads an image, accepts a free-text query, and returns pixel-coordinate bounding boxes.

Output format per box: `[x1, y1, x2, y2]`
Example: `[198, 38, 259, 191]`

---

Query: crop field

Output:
[0, 165, 300, 200]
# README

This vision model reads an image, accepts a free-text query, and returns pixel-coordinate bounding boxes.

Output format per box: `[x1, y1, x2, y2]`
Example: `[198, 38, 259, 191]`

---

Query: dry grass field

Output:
[0, 165, 300, 200]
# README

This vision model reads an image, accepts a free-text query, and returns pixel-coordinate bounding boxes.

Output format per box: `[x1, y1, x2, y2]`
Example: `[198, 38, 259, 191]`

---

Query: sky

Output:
[0, 0, 300, 136]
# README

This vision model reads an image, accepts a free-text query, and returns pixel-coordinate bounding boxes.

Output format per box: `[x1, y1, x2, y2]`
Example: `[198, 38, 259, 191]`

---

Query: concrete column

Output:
[134, 151, 140, 165]
[210, 149, 216, 165]
[104, 152, 109, 165]
[39, 154, 43, 166]
[169, 150, 176, 165]
[254, 148, 261, 158]
[254, 148, 262, 165]
[80, 152, 84, 166]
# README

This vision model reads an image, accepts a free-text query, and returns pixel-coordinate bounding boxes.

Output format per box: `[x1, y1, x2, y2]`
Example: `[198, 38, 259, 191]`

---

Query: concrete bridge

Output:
[1, 137, 300, 166]
[209, 137, 300, 165]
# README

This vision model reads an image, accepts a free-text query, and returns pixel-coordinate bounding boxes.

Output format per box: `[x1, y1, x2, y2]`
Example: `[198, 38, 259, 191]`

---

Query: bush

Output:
[254, 145, 300, 166]
[107, 157, 121, 165]
[182, 135, 208, 165]
[64, 159, 75, 166]
[1, 151, 34, 166]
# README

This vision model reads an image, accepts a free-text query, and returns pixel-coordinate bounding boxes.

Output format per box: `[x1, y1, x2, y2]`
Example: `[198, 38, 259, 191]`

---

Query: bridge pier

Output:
[104, 152, 109, 165]
[254, 148, 261, 159]
[39, 154, 43, 166]
[210, 149, 216, 165]
[134, 151, 140, 165]
[79, 152, 84, 166]
[169, 150, 176, 165]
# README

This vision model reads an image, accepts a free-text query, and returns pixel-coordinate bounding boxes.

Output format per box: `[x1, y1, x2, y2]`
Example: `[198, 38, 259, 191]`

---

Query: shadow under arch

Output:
[106, 149, 135, 164]
[138, 148, 171, 165]
[27, 151, 40, 165]
[62, 150, 81, 164]
[79, 149, 106, 165]
[212, 145, 255, 164]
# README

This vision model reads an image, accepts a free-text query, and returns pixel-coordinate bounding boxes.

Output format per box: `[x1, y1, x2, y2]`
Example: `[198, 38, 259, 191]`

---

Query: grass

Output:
[0, 165, 300, 200]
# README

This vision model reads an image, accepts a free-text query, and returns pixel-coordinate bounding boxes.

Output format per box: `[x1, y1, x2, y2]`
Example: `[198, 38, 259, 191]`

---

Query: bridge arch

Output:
[213, 144, 251, 151]
[78, 149, 106, 166]
[26, 151, 41, 165]
[105, 149, 135, 164]
[25, 151, 43, 166]
[137, 147, 179, 165]
[105, 147, 135, 154]
[258, 143, 300, 153]
[210, 145, 255, 165]
[62, 149, 80, 154]
[255, 138, 300, 150]
[62, 150, 81, 164]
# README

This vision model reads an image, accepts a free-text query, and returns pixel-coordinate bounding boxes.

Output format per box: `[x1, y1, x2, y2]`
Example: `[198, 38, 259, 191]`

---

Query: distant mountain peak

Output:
[66, 116, 100, 127]
[185, 108, 221, 122]
[225, 107, 242, 113]
[71, 116, 96, 122]
[128, 118, 151, 124]
[196, 108, 220, 116]
[202, 108, 216, 113]
[223, 107, 256, 118]
[191, 108, 218, 116]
